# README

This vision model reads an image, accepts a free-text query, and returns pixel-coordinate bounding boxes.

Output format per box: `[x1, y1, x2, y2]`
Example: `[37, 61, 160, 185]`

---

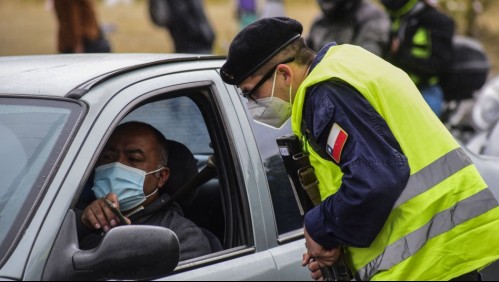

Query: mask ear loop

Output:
[145, 166, 165, 197]
[145, 188, 159, 198]
[146, 166, 165, 175]
[270, 69, 278, 102]
[146, 166, 166, 180]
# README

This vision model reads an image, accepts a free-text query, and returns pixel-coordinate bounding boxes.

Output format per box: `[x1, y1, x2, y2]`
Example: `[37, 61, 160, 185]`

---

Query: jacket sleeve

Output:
[132, 203, 214, 261]
[162, 210, 213, 261]
[303, 81, 410, 249]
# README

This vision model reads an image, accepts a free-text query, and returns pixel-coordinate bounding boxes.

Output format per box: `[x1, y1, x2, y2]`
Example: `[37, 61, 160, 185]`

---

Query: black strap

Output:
[129, 156, 218, 221]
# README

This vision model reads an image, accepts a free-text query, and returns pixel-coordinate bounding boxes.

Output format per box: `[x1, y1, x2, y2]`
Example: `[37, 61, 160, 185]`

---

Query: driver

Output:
[76, 121, 213, 261]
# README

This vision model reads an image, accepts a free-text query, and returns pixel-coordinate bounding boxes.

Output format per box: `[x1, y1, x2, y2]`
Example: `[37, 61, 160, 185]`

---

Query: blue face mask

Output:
[92, 162, 165, 211]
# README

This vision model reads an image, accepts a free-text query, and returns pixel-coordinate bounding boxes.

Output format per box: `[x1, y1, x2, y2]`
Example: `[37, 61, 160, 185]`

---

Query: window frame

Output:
[74, 79, 255, 273]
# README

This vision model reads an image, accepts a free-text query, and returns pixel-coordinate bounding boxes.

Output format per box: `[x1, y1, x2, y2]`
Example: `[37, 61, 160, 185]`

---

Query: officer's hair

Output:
[253, 37, 316, 78]
[116, 121, 169, 167]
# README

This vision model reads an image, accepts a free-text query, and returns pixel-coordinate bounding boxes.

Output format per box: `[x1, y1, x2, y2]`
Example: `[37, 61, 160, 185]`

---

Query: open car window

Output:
[122, 96, 227, 251]
[123, 91, 250, 258]
[76, 85, 250, 270]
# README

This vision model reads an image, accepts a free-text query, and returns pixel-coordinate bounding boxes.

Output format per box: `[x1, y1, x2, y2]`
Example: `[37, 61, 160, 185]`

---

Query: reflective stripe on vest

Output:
[355, 146, 493, 280]
[357, 187, 498, 280]
[394, 147, 472, 208]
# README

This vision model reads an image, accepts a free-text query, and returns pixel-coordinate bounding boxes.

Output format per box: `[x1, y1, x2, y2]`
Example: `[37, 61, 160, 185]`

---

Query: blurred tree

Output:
[438, 0, 494, 36]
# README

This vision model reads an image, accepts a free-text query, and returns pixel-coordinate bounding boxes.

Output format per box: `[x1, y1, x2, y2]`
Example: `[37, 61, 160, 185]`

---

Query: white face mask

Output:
[248, 70, 293, 129]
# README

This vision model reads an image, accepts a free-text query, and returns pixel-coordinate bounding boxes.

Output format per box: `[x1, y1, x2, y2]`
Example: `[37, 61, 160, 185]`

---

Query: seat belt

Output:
[127, 156, 218, 221]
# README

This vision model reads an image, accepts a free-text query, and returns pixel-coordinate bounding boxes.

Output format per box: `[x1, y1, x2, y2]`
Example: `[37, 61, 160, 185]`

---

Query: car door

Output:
[23, 63, 286, 280]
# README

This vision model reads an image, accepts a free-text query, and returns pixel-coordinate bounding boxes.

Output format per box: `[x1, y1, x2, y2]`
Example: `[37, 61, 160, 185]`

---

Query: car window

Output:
[239, 98, 303, 235]
[0, 98, 82, 264]
[121, 93, 247, 255]
[122, 97, 226, 246]
[122, 97, 213, 155]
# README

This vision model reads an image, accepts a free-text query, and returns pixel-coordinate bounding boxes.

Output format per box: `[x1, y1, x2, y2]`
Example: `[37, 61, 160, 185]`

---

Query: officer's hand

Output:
[303, 227, 341, 267]
[81, 193, 130, 232]
[302, 253, 324, 281]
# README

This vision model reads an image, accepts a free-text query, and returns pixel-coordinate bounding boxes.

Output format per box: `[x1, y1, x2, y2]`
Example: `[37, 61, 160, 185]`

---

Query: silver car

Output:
[0, 54, 310, 281]
[0, 54, 498, 281]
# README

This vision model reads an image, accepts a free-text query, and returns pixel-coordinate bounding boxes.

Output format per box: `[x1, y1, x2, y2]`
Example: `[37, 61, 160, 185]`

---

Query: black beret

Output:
[221, 17, 303, 85]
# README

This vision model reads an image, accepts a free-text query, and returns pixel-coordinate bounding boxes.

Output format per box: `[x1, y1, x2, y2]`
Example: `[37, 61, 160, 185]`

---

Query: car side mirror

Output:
[43, 210, 180, 281]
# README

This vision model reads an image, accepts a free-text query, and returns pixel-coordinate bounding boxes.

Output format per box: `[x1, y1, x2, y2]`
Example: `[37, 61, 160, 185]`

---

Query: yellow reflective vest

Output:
[292, 44, 499, 280]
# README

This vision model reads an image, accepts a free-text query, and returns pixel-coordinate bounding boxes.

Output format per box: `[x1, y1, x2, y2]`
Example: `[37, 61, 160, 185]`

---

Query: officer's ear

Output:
[277, 64, 293, 87]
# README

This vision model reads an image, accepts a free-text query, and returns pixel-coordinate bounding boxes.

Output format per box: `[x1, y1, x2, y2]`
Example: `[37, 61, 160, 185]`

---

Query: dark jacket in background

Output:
[307, 0, 390, 56]
[386, 2, 455, 87]
[149, 0, 215, 54]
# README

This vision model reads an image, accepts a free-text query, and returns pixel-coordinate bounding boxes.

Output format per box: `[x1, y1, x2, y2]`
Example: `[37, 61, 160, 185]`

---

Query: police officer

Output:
[381, 0, 455, 117]
[220, 17, 499, 280]
[307, 0, 390, 57]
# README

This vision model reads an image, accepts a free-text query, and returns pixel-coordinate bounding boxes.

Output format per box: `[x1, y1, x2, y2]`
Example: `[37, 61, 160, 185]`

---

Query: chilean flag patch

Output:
[326, 123, 348, 163]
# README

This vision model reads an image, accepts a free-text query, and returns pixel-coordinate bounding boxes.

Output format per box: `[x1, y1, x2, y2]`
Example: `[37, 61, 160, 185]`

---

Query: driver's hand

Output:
[81, 193, 131, 232]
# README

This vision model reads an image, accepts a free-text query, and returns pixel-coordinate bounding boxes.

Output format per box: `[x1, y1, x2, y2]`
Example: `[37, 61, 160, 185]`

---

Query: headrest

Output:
[162, 140, 199, 208]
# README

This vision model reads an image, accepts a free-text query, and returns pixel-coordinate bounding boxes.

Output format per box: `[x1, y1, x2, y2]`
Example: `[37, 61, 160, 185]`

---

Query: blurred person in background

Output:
[306, 0, 389, 56]
[104, 0, 133, 6]
[52, 0, 112, 53]
[237, 0, 258, 29]
[237, 0, 285, 29]
[261, 0, 285, 19]
[148, 0, 215, 54]
[381, 0, 455, 118]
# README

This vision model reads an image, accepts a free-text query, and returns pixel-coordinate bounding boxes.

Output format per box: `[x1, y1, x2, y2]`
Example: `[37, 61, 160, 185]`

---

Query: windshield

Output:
[0, 97, 82, 264]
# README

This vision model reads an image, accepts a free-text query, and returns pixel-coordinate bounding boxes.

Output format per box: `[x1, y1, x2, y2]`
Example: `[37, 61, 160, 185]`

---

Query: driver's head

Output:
[93, 122, 170, 210]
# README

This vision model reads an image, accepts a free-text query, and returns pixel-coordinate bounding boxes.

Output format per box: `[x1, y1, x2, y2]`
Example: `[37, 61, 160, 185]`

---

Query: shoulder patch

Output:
[326, 123, 348, 163]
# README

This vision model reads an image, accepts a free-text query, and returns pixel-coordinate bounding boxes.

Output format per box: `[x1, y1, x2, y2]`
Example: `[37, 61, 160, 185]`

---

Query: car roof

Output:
[0, 53, 222, 98]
